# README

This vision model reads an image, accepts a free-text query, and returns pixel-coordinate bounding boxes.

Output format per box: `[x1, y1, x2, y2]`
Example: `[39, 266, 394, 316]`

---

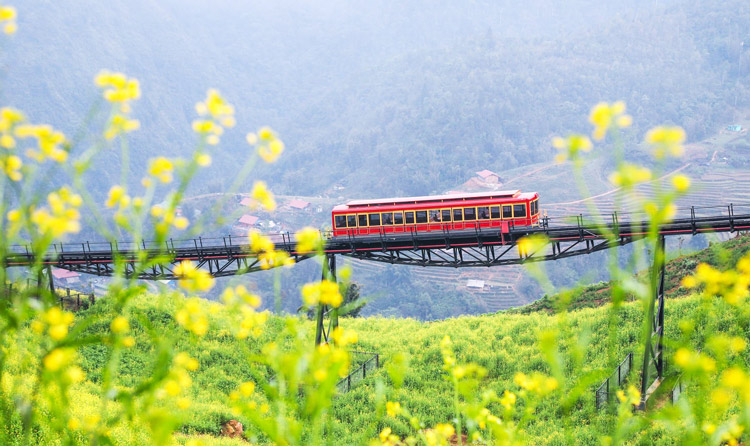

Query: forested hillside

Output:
[5, 0, 749, 199]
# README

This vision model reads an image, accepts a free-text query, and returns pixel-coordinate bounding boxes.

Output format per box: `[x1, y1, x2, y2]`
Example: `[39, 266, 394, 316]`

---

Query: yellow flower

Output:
[0, 154, 22, 181]
[148, 157, 174, 183]
[589, 101, 631, 141]
[221, 285, 262, 308]
[15, 124, 67, 163]
[672, 174, 690, 192]
[258, 250, 294, 270]
[331, 326, 358, 347]
[193, 89, 234, 145]
[104, 114, 140, 140]
[295, 227, 323, 253]
[500, 390, 516, 408]
[44, 348, 73, 372]
[385, 401, 402, 418]
[106, 185, 130, 209]
[552, 134, 592, 162]
[173, 260, 215, 292]
[721, 367, 746, 388]
[302, 280, 342, 307]
[30, 188, 82, 238]
[0, 6, 16, 35]
[250, 181, 276, 211]
[239, 381, 255, 397]
[196, 153, 212, 167]
[608, 163, 651, 188]
[250, 127, 284, 163]
[248, 230, 274, 253]
[110, 316, 130, 334]
[95, 71, 140, 104]
[175, 298, 210, 336]
[615, 385, 641, 407]
[645, 126, 686, 159]
[174, 216, 189, 230]
[517, 234, 548, 256]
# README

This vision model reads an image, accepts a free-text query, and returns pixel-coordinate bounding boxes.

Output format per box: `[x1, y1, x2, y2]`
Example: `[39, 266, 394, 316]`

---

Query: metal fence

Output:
[595, 352, 633, 410]
[58, 288, 96, 311]
[337, 352, 380, 394]
[670, 376, 684, 403]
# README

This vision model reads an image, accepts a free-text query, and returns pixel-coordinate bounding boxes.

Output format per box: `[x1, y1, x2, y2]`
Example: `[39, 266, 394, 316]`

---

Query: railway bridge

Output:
[5, 202, 750, 407]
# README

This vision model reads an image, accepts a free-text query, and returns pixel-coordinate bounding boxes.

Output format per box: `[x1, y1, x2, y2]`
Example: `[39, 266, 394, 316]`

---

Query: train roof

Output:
[333, 190, 537, 211]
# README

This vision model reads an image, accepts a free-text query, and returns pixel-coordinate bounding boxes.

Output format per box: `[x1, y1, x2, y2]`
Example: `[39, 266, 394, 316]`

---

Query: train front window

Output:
[394, 212, 403, 224]
[453, 209, 463, 221]
[429, 210, 441, 222]
[358, 215, 368, 226]
[502, 205, 512, 219]
[369, 213, 380, 226]
[335, 215, 346, 228]
[416, 211, 428, 223]
[532, 200, 538, 215]
[347, 215, 357, 227]
[491, 206, 500, 219]
[405, 211, 415, 224]
[514, 204, 526, 218]
[382, 212, 393, 225]
[464, 207, 476, 220]
[477, 206, 490, 219]
[442, 209, 451, 222]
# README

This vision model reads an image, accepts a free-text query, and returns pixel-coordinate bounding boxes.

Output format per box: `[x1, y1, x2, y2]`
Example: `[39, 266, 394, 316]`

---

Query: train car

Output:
[331, 190, 539, 237]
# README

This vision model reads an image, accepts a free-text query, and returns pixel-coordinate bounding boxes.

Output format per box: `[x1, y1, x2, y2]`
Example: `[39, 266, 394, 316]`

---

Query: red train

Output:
[332, 190, 539, 236]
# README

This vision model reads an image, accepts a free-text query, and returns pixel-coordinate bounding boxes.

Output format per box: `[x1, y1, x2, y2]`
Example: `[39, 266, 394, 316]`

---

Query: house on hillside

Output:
[466, 279, 486, 290]
[727, 124, 744, 132]
[233, 214, 260, 235]
[288, 199, 310, 212]
[476, 169, 502, 184]
[239, 197, 254, 207]
[52, 268, 80, 286]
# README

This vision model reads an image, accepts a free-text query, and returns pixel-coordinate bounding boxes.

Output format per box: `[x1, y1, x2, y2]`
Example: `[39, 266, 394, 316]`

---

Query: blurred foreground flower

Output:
[589, 101, 631, 141]
[552, 134, 592, 163]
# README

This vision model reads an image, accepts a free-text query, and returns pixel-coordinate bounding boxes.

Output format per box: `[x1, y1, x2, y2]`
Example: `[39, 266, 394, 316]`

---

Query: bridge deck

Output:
[6, 204, 750, 279]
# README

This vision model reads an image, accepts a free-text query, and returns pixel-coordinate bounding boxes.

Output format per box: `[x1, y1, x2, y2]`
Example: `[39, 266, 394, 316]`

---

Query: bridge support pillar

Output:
[639, 235, 666, 409]
[315, 253, 338, 346]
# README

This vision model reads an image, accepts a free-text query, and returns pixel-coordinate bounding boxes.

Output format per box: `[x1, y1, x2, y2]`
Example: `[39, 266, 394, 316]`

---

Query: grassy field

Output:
[23, 234, 741, 445]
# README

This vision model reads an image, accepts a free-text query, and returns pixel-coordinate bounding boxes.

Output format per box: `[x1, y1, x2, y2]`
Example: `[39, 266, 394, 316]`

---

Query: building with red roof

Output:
[288, 199, 310, 210]
[476, 169, 501, 184]
[52, 268, 80, 285]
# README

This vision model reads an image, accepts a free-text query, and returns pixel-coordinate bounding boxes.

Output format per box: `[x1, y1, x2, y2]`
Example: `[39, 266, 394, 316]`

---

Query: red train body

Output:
[331, 190, 539, 237]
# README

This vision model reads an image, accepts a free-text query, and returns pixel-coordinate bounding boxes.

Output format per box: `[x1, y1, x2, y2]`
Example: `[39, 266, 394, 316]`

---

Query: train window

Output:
[405, 211, 415, 224]
[347, 215, 357, 227]
[394, 212, 403, 224]
[358, 214, 368, 227]
[464, 207, 476, 220]
[453, 208, 463, 221]
[502, 205, 512, 219]
[532, 200, 538, 215]
[442, 209, 452, 222]
[491, 206, 500, 219]
[477, 206, 490, 219]
[514, 204, 526, 218]
[369, 213, 380, 226]
[335, 215, 346, 228]
[429, 210, 441, 222]
[416, 211, 428, 223]
[382, 212, 394, 225]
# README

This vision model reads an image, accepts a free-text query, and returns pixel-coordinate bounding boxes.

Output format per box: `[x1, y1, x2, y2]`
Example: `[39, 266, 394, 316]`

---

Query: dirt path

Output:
[546, 163, 691, 206]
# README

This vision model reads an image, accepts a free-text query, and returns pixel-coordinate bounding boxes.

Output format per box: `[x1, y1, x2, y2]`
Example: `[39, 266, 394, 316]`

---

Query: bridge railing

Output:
[8, 232, 303, 258]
